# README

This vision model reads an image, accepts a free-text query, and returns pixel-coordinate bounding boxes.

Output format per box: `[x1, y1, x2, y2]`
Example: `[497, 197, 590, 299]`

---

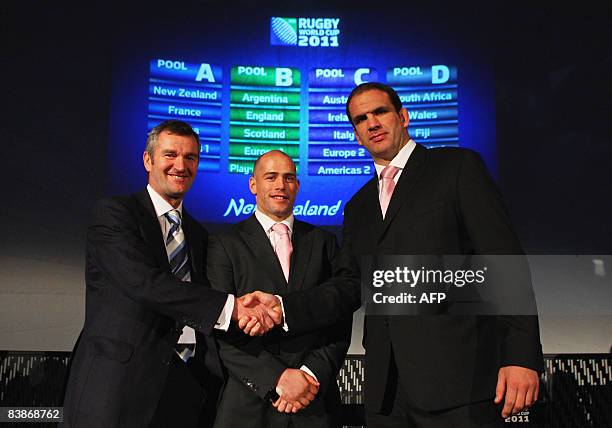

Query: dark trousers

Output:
[366, 356, 504, 428]
[150, 353, 220, 428]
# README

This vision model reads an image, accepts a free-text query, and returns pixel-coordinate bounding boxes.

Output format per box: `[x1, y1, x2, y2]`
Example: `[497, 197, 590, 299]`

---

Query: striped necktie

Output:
[165, 210, 195, 361]
[164, 210, 190, 282]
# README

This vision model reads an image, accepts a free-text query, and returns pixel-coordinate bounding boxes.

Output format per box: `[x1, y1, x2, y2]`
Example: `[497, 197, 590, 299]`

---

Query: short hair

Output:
[345, 82, 403, 126]
[252, 150, 295, 177]
[145, 120, 200, 159]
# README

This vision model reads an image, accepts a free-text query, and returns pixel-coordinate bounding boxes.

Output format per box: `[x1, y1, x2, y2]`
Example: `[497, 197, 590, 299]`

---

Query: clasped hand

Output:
[231, 291, 283, 336]
[273, 368, 319, 413]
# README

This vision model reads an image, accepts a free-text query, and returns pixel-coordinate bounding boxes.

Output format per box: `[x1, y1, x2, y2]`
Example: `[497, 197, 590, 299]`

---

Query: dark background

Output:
[3, 2, 611, 270]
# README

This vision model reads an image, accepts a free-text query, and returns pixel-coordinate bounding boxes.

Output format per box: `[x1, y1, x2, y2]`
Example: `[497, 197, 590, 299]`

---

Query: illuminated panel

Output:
[229, 66, 301, 175]
[308, 67, 378, 176]
[387, 65, 459, 147]
[148, 59, 223, 172]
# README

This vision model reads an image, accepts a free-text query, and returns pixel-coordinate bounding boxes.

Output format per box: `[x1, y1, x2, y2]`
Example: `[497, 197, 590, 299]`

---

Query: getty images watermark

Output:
[362, 255, 538, 316]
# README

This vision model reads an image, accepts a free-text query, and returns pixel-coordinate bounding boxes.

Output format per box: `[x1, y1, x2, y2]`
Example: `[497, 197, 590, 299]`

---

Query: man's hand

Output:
[238, 291, 283, 336]
[231, 295, 279, 336]
[272, 368, 319, 413]
[494, 366, 539, 418]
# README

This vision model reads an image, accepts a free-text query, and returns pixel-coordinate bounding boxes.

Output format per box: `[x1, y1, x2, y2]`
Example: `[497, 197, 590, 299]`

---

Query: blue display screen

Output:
[108, 10, 496, 225]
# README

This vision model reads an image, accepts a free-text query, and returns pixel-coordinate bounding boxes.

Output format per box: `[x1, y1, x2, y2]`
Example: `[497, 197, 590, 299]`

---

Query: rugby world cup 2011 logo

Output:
[270, 17, 298, 46]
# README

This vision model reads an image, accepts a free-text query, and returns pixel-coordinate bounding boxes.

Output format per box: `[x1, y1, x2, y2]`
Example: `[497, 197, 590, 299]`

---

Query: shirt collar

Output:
[254, 207, 294, 234]
[147, 184, 183, 218]
[374, 139, 417, 179]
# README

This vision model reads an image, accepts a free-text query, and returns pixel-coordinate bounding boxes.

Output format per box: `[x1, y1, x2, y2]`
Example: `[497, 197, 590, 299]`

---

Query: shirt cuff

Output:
[300, 365, 318, 382]
[275, 295, 289, 332]
[215, 294, 234, 331]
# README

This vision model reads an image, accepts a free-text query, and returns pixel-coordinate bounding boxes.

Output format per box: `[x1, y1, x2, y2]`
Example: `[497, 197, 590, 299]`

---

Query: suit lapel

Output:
[134, 189, 169, 270]
[240, 216, 288, 291]
[182, 210, 203, 282]
[288, 220, 313, 292]
[378, 144, 427, 242]
[360, 177, 384, 238]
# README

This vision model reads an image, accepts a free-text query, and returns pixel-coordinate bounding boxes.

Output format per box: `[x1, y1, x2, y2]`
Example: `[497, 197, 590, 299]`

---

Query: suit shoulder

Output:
[295, 219, 335, 239]
[209, 219, 248, 242]
[425, 146, 485, 169]
[345, 177, 376, 209]
[426, 146, 482, 163]
[293, 218, 313, 227]
[183, 210, 208, 237]
[92, 193, 132, 208]
[422, 147, 488, 182]
[90, 193, 141, 219]
[85, 194, 148, 241]
[295, 220, 338, 250]
[315, 227, 337, 243]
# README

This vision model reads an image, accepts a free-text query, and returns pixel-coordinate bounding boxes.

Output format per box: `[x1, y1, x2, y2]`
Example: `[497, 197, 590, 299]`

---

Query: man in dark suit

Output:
[243, 83, 544, 427]
[62, 120, 278, 427]
[208, 150, 352, 428]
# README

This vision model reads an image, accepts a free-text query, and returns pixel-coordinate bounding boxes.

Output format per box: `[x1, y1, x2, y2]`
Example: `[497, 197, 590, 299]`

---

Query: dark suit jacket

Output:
[282, 145, 544, 412]
[62, 189, 228, 427]
[207, 216, 352, 428]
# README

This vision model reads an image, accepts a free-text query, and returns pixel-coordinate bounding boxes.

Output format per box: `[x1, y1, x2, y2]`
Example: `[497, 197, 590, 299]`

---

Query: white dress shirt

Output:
[373, 138, 417, 196]
[147, 185, 234, 354]
[254, 208, 294, 250]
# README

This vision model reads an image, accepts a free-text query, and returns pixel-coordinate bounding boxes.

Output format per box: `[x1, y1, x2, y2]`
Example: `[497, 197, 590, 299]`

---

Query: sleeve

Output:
[298, 234, 353, 396]
[87, 197, 228, 335]
[456, 151, 544, 372]
[281, 209, 362, 336]
[207, 233, 287, 400]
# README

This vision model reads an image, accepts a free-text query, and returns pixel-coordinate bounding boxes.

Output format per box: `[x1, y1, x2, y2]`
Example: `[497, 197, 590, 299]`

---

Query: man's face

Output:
[143, 130, 199, 207]
[249, 152, 299, 221]
[348, 89, 410, 164]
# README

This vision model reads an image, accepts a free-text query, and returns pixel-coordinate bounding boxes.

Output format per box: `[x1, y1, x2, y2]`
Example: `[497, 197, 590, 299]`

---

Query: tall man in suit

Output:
[62, 120, 278, 427]
[243, 83, 544, 427]
[208, 150, 352, 428]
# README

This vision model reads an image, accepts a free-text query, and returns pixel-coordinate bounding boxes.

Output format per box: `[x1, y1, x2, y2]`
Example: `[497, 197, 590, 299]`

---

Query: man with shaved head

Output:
[207, 150, 352, 428]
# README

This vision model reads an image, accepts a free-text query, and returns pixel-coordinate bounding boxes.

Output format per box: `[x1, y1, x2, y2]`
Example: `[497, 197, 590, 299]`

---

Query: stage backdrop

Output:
[108, 5, 496, 225]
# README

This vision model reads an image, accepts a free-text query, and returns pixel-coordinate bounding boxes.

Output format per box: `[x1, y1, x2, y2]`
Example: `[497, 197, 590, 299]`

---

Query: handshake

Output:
[230, 292, 320, 412]
[230, 291, 284, 336]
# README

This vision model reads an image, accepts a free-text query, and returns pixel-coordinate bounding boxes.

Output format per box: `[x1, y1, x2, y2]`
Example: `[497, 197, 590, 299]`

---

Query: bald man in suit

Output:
[208, 151, 351, 428]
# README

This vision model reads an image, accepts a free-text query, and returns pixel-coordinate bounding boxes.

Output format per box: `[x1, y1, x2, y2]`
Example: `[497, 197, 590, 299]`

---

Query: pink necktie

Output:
[379, 165, 400, 218]
[272, 223, 293, 282]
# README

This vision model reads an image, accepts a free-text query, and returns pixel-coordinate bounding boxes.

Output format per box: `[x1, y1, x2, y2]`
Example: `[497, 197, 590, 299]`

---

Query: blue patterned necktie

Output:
[165, 210, 194, 361]
[164, 210, 190, 282]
